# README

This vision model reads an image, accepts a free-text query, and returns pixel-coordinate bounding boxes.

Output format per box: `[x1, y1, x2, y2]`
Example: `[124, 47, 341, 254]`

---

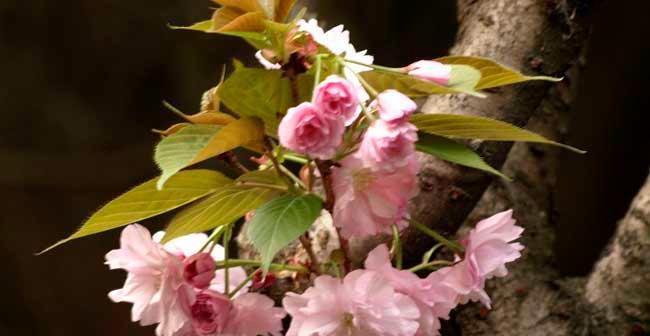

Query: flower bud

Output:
[406, 60, 452, 86]
[183, 252, 216, 290]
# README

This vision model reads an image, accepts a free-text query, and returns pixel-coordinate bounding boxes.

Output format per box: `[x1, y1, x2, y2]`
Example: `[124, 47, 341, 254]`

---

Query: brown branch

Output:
[348, 0, 592, 266]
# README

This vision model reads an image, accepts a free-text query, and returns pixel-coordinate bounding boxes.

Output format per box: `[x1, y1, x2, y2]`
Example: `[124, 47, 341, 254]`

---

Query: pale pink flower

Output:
[358, 120, 418, 172]
[183, 253, 216, 290]
[278, 102, 345, 160]
[106, 224, 195, 336]
[296, 19, 373, 104]
[434, 209, 524, 308]
[224, 293, 286, 336]
[189, 290, 232, 335]
[406, 60, 452, 86]
[152, 231, 251, 296]
[313, 75, 360, 125]
[365, 245, 457, 336]
[332, 155, 419, 239]
[283, 270, 420, 336]
[373, 90, 417, 125]
[186, 290, 286, 336]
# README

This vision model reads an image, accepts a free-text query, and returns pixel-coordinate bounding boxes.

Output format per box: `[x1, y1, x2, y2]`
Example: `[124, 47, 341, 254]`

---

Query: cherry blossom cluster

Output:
[103, 17, 527, 336]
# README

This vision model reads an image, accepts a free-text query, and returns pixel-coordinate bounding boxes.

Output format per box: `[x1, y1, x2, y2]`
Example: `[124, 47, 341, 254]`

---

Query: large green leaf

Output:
[411, 114, 584, 153]
[416, 133, 509, 179]
[40, 170, 232, 253]
[435, 56, 562, 90]
[155, 118, 265, 189]
[360, 70, 485, 98]
[247, 194, 322, 272]
[161, 170, 286, 242]
[218, 67, 292, 135]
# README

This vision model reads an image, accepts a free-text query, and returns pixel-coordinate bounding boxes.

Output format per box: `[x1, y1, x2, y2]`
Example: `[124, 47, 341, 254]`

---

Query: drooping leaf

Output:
[274, 0, 297, 22]
[213, 0, 264, 14]
[39, 170, 232, 253]
[218, 67, 292, 135]
[235, 169, 286, 186]
[247, 194, 322, 272]
[155, 118, 265, 189]
[162, 186, 282, 243]
[435, 56, 562, 90]
[416, 133, 509, 179]
[360, 70, 485, 98]
[216, 11, 266, 33]
[411, 114, 585, 153]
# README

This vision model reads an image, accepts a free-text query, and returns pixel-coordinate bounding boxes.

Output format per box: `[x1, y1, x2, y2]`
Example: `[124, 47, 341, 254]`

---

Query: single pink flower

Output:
[406, 60, 452, 86]
[283, 270, 420, 336]
[434, 209, 524, 308]
[332, 155, 420, 239]
[313, 75, 360, 125]
[184, 253, 216, 290]
[372, 90, 417, 125]
[278, 102, 345, 160]
[189, 290, 232, 335]
[358, 120, 418, 172]
[365, 245, 457, 336]
[106, 224, 195, 336]
[224, 293, 287, 336]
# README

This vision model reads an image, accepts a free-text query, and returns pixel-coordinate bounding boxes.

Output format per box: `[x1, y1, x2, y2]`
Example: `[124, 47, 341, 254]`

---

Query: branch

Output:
[348, 0, 591, 266]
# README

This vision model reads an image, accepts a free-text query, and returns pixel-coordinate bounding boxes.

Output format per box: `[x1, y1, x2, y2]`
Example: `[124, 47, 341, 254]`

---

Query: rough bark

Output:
[348, 0, 592, 266]
[584, 175, 650, 334]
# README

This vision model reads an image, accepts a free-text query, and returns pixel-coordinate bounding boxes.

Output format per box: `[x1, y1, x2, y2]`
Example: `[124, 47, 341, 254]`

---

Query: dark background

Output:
[1, 0, 648, 335]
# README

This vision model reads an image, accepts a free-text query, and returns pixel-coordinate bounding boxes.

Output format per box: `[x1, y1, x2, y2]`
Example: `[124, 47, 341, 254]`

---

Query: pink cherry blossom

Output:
[278, 102, 345, 160]
[373, 90, 417, 125]
[283, 270, 420, 336]
[434, 209, 524, 308]
[189, 290, 232, 335]
[365, 245, 457, 336]
[225, 293, 286, 336]
[406, 60, 452, 86]
[332, 155, 420, 239]
[358, 120, 418, 172]
[106, 224, 195, 336]
[313, 75, 360, 125]
[183, 253, 216, 290]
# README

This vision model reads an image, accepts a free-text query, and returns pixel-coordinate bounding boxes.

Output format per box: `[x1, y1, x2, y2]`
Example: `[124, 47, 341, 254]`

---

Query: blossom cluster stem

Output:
[343, 58, 403, 73]
[315, 159, 351, 272]
[299, 233, 321, 274]
[215, 259, 309, 273]
[410, 218, 464, 254]
[390, 224, 403, 269]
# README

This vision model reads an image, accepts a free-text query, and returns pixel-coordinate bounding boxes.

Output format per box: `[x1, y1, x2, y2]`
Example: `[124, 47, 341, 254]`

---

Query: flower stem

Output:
[222, 224, 232, 296]
[200, 226, 226, 252]
[312, 54, 322, 98]
[410, 218, 464, 255]
[408, 260, 454, 273]
[215, 259, 309, 273]
[228, 268, 259, 299]
[342, 59, 403, 73]
[391, 224, 403, 269]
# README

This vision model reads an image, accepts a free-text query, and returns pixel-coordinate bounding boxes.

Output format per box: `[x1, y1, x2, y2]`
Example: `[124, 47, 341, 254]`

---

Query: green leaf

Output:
[155, 118, 265, 189]
[247, 194, 322, 272]
[411, 114, 585, 153]
[162, 185, 282, 243]
[416, 133, 509, 179]
[360, 70, 485, 98]
[169, 21, 271, 49]
[218, 67, 292, 135]
[39, 170, 232, 253]
[435, 56, 562, 90]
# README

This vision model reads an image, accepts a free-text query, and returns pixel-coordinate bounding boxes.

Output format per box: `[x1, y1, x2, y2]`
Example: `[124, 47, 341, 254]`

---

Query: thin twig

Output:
[299, 233, 320, 274]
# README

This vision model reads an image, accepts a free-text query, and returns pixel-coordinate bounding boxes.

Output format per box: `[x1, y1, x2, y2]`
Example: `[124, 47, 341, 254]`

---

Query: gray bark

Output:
[350, 0, 591, 265]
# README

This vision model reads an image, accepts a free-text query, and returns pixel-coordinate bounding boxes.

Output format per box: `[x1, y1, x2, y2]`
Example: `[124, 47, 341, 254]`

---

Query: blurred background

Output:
[1, 0, 648, 335]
